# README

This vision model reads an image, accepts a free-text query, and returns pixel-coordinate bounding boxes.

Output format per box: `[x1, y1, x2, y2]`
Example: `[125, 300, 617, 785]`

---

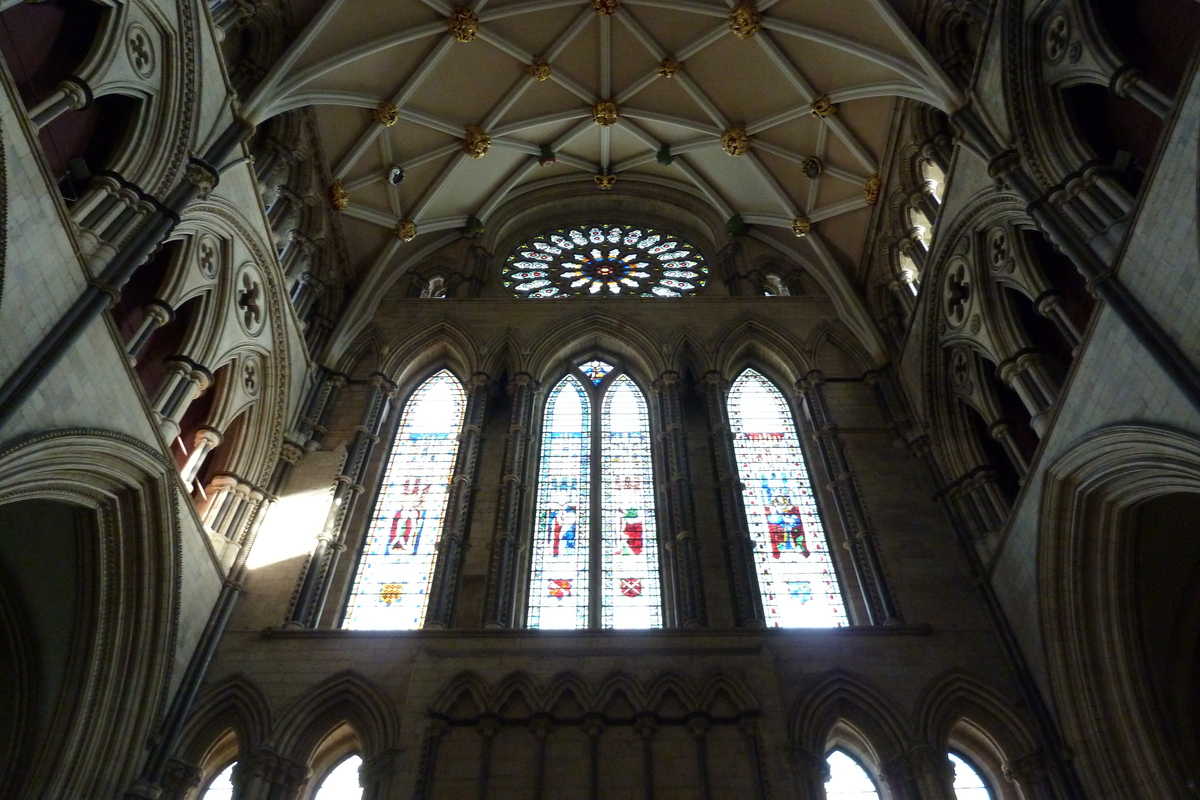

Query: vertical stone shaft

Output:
[425, 372, 490, 628]
[483, 372, 539, 628]
[701, 371, 764, 627]
[289, 372, 395, 627]
[655, 371, 706, 627]
[799, 371, 899, 624]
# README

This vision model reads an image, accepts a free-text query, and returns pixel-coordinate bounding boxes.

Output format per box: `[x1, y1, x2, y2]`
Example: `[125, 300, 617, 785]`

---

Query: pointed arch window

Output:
[344, 370, 466, 630]
[527, 360, 662, 629]
[199, 763, 235, 800]
[312, 755, 364, 800]
[728, 369, 848, 627]
[949, 752, 994, 799]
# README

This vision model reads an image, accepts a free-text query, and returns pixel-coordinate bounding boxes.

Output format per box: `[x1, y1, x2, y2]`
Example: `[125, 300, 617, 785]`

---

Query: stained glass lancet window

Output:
[503, 224, 707, 298]
[200, 764, 235, 800]
[528, 375, 592, 629]
[601, 375, 662, 628]
[343, 371, 465, 630]
[949, 753, 993, 800]
[728, 369, 848, 627]
[528, 361, 662, 628]
[824, 750, 881, 799]
[312, 755, 364, 800]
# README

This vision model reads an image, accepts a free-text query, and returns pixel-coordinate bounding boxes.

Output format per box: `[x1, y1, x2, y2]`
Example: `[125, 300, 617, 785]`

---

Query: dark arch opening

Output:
[1092, 0, 1200, 98]
[0, 0, 104, 107]
[960, 400, 1019, 501]
[1061, 84, 1158, 196]
[1133, 492, 1200, 786]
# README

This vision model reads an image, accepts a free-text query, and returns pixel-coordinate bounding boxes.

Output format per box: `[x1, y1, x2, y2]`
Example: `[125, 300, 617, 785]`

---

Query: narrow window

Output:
[824, 750, 881, 799]
[728, 369, 848, 627]
[312, 755, 364, 800]
[949, 752, 994, 799]
[199, 763, 235, 800]
[344, 371, 466, 630]
[528, 361, 662, 629]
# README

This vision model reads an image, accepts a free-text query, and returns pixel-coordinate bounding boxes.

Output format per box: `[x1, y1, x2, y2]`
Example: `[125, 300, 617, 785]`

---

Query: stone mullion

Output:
[882, 746, 955, 800]
[359, 749, 404, 800]
[655, 371, 706, 628]
[413, 719, 450, 800]
[287, 373, 396, 627]
[425, 373, 490, 628]
[529, 715, 552, 800]
[789, 748, 829, 800]
[799, 372, 900, 625]
[126, 300, 173, 364]
[687, 716, 713, 800]
[583, 715, 604, 800]
[475, 715, 501, 800]
[231, 749, 310, 800]
[738, 717, 768, 800]
[483, 373, 539, 628]
[997, 353, 1057, 437]
[634, 714, 657, 800]
[701, 371, 764, 628]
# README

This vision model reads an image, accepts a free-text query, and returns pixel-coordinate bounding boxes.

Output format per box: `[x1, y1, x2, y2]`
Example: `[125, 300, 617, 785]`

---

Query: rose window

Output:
[503, 224, 707, 298]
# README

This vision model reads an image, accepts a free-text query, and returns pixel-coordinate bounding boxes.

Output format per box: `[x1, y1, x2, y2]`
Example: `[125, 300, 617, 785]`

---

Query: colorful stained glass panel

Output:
[729, 370, 848, 627]
[503, 223, 707, 298]
[579, 359, 614, 385]
[528, 377, 591, 629]
[343, 371, 465, 630]
[600, 375, 662, 628]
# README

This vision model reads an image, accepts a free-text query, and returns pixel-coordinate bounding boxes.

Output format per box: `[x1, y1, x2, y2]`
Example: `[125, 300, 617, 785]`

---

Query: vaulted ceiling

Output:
[244, 0, 959, 297]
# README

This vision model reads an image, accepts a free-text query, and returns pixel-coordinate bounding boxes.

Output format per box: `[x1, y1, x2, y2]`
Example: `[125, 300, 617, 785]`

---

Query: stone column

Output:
[359, 750, 404, 800]
[413, 719, 451, 800]
[199, 472, 268, 571]
[1035, 292, 1083, 354]
[180, 426, 222, 486]
[287, 372, 396, 627]
[700, 371, 764, 628]
[231, 749, 310, 800]
[153, 357, 212, 441]
[280, 230, 316, 282]
[881, 746, 954, 800]
[295, 367, 348, 447]
[789, 748, 829, 800]
[634, 714, 656, 800]
[28, 76, 91, 128]
[1111, 65, 1173, 118]
[529, 715, 552, 800]
[475, 714, 501, 800]
[159, 760, 202, 800]
[687, 716, 713, 800]
[425, 372, 490, 628]
[997, 352, 1058, 437]
[798, 372, 900, 625]
[654, 371, 706, 628]
[1003, 748, 1062, 800]
[125, 300, 173, 365]
[483, 372, 539, 629]
[739, 716, 768, 800]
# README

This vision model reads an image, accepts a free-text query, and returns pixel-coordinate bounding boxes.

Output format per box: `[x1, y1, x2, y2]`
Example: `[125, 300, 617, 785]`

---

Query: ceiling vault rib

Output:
[751, 140, 865, 185]
[615, 11, 728, 128]
[494, 139, 594, 170]
[616, 118, 732, 218]
[479, 0, 585, 22]
[600, 15, 613, 99]
[759, 19, 929, 88]
[479, 158, 542, 220]
[378, 133, 403, 218]
[492, 109, 592, 138]
[271, 22, 447, 105]
[621, 108, 720, 136]
[751, 31, 877, 171]
[807, 123, 828, 213]
[410, 152, 470, 222]
[677, 22, 729, 61]
[744, 152, 797, 218]
[343, 203, 400, 228]
[332, 38, 456, 179]
[861, 0, 963, 109]
[478, 26, 596, 103]
[624, 0, 728, 19]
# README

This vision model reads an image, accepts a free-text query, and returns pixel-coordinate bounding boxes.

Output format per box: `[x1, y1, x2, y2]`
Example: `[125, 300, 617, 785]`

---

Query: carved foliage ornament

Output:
[942, 260, 971, 328]
[396, 220, 417, 242]
[463, 126, 491, 158]
[802, 156, 822, 179]
[721, 124, 751, 156]
[658, 56, 681, 78]
[729, 1, 761, 38]
[987, 227, 1013, 273]
[236, 265, 266, 336]
[328, 179, 349, 211]
[448, 6, 479, 42]
[374, 101, 399, 126]
[197, 236, 219, 278]
[791, 216, 811, 237]
[593, 0, 620, 16]
[528, 56, 551, 81]
[810, 95, 837, 118]
[127, 24, 155, 78]
[593, 100, 619, 127]
[594, 172, 616, 190]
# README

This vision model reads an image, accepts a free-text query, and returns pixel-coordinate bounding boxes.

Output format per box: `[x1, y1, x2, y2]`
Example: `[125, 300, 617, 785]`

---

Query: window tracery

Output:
[728, 370, 848, 627]
[527, 360, 662, 629]
[503, 224, 707, 298]
[344, 370, 466, 630]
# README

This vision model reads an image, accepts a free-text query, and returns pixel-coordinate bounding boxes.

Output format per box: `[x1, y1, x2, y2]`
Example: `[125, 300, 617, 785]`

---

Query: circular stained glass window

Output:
[503, 224, 707, 298]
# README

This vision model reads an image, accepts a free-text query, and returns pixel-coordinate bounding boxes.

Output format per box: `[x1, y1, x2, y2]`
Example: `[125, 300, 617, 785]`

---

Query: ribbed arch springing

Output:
[528, 362, 662, 629]
[728, 369, 848, 627]
[344, 370, 466, 630]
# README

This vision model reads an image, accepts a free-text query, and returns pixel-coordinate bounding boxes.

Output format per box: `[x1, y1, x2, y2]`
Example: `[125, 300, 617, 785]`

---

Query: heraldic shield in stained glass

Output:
[728, 370, 849, 627]
[528, 361, 662, 629]
[502, 224, 707, 298]
[344, 371, 465, 630]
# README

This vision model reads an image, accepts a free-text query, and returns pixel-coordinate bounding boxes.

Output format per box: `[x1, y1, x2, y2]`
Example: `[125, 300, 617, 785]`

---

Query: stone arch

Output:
[273, 670, 399, 763]
[526, 311, 665, 386]
[378, 319, 482, 391]
[175, 673, 273, 770]
[712, 315, 813, 388]
[0, 429, 183, 799]
[790, 670, 911, 766]
[806, 320, 874, 378]
[1038, 423, 1200, 798]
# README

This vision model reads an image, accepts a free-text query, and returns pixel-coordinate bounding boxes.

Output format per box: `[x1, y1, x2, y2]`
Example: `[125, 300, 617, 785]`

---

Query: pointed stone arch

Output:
[175, 673, 273, 767]
[806, 319, 874, 378]
[790, 670, 911, 765]
[712, 315, 812, 388]
[272, 670, 399, 762]
[526, 311, 665, 386]
[378, 318, 483, 392]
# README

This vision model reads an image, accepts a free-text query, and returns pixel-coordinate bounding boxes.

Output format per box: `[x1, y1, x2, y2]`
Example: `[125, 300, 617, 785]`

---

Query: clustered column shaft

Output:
[425, 373, 491, 628]
[798, 371, 899, 625]
[483, 372, 539, 628]
[288, 372, 396, 628]
[700, 371, 765, 628]
[655, 371, 706, 628]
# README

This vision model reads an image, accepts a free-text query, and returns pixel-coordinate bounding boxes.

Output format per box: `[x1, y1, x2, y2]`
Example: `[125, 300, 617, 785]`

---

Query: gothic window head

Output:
[503, 224, 707, 298]
[764, 273, 790, 296]
[312, 755, 364, 799]
[420, 275, 447, 299]
[199, 763, 235, 800]
[948, 752, 994, 799]
[344, 371, 466, 630]
[728, 370, 848, 627]
[527, 359, 663, 629]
